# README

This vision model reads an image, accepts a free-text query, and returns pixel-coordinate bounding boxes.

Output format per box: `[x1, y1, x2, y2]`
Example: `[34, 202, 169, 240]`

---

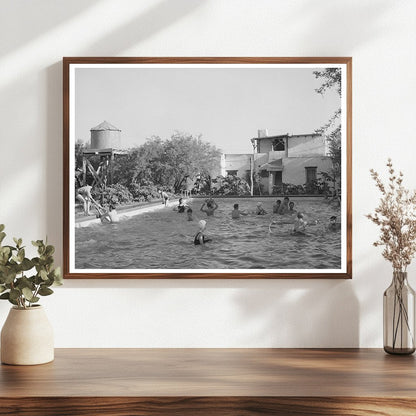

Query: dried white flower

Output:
[367, 159, 416, 272]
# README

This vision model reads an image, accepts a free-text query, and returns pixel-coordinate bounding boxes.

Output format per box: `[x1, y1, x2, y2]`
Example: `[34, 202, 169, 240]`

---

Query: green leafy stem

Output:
[0, 224, 62, 309]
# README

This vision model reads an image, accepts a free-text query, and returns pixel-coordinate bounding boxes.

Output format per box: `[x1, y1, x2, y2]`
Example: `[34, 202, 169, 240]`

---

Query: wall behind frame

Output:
[0, 0, 415, 347]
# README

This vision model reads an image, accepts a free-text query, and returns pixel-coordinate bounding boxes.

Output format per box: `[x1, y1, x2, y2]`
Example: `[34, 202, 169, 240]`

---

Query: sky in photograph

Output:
[75, 65, 341, 154]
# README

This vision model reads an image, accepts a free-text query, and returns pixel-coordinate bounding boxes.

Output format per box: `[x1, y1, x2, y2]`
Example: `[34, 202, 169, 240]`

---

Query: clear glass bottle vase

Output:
[383, 271, 415, 355]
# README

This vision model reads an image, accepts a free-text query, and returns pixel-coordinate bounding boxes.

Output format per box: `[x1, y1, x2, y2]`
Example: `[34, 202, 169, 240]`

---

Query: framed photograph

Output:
[63, 57, 352, 279]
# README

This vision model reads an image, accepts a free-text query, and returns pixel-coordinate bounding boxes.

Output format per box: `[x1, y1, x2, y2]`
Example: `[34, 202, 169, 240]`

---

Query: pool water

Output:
[75, 197, 341, 270]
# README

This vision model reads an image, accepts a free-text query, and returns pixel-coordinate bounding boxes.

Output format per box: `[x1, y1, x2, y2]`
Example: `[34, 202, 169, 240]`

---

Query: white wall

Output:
[288, 135, 326, 157]
[1, 0, 416, 348]
[282, 157, 333, 185]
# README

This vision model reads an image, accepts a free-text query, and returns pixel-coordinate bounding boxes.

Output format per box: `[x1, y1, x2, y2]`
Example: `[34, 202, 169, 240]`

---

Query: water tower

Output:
[90, 120, 121, 149]
[80, 121, 124, 189]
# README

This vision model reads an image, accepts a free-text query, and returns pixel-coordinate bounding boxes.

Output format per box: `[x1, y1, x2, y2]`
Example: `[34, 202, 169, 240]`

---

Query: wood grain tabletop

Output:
[1, 348, 415, 415]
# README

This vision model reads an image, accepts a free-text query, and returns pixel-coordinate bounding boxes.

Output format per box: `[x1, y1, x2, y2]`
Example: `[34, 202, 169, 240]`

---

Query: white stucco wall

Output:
[282, 157, 333, 185]
[288, 135, 327, 157]
[1, 0, 416, 348]
[223, 154, 251, 175]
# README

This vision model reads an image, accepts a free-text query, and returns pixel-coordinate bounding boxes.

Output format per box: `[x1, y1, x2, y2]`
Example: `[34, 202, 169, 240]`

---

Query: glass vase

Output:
[383, 271, 415, 355]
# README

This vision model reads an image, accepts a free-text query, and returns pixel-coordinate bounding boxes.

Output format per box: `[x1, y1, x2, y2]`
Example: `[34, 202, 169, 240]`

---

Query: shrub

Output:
[129, 182, 160, 202]
[93, 184, 133, 206]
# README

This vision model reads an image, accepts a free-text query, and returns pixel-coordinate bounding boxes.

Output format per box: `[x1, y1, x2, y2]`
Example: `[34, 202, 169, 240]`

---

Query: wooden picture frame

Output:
[63, 57, 352, 279]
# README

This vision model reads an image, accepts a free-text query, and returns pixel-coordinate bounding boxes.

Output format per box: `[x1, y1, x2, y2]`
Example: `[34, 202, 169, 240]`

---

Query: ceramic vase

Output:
[1, 305, 54, 365]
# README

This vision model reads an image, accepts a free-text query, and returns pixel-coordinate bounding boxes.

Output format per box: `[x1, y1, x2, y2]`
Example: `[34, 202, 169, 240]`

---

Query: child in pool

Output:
[272, 199, 282, 213]
[194, 220, 211, 245]
[200, 198, 218, 216]
[256, 202, 267, 215]
[327, 215, 341, 231]
[96, 204, 119, 224]
[288, 201, 297, 215]
[278, 196, 290, 214]
[175, 198, 186, 213]
[232, 203, 248, 219]
[187, 207, 193, 221]
[293, 212, 307, 235]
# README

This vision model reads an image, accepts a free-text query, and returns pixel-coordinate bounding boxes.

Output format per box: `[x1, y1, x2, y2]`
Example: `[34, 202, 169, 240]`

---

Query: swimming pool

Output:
[74, 197, 342, 271]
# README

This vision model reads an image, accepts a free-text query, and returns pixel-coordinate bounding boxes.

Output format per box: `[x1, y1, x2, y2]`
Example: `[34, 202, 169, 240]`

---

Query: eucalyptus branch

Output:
[0, 225, 62, 309]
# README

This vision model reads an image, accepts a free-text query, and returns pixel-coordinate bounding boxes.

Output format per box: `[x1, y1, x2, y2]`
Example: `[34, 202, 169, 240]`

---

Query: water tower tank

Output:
[90, 121, 121, 149]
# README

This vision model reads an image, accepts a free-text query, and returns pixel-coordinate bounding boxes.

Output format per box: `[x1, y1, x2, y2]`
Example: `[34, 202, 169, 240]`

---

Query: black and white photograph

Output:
[64, 58, 351, 278]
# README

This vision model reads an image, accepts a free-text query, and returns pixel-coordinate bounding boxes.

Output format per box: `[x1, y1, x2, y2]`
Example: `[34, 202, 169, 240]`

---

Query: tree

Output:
[74, 140, 86, 170]
[111, 132, 222, 194]
[314, 68, 341, 96]
[212, 175, 250, 196]
[165, 132, 221, 193]
[314, 68, 342, 192]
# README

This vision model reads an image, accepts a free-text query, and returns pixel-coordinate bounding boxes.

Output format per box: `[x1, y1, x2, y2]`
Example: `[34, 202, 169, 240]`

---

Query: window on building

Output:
[272, 138, 285, 151]
[226, 170, 238, 176]
[305, 167, 317, 184]
[260, 170, 269, 178]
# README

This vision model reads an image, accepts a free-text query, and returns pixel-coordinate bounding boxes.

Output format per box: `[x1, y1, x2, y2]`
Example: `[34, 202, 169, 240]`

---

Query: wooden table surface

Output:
[1, 348, 415, 415]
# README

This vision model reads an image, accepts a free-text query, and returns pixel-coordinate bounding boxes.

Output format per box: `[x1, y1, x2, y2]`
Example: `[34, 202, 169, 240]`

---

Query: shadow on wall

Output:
[82, 0, 205, 55]
[233, 279, 359, 348]
[0, 0, 101, 56]
[288, 0, 394, 52]
[44, 0, 205, 263]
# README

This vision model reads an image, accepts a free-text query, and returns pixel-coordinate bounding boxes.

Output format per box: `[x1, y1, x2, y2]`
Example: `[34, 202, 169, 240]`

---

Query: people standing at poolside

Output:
[256, 202, 267, 215]
[231, 203, 248, 219]
[76, 184, 99, 216]
[200, 198, 218, 216]
[273, 199, 282, 213]
[194, 219, 211, 245]
[278, 196, 290, 214]
[159, 190, 169, 206]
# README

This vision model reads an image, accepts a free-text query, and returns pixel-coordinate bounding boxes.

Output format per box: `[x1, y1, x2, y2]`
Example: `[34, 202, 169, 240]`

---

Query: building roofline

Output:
[251, 133, 321, 140]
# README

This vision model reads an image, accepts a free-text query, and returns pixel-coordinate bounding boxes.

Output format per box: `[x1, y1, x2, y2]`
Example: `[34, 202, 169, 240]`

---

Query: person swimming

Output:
[232, 203, 248, 219]
[272, 199, 282, 214]
[278, 196, 290, 214]
[176, 198, 186, 213]
[107, 204, 119, 223]
[194, 219, 211, 245]
[327, 215, 341, 231]
[96, 204, 119, 224]
[256, 202, 267, 215]
[200, 198, 218, 216]
[288, 201, 297, 215]
[293, 212, 307, 235]
[187, 207, 193, 221]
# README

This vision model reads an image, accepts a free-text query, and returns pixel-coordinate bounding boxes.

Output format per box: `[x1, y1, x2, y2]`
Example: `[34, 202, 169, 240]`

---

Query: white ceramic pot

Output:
[1, 305, 54, 365]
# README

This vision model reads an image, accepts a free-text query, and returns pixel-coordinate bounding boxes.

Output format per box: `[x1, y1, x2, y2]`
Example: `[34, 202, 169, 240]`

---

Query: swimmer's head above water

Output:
[198, 220, 206, 231]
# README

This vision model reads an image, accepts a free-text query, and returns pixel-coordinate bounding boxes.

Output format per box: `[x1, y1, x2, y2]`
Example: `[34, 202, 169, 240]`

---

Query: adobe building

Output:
[220, 129, 333, 195]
